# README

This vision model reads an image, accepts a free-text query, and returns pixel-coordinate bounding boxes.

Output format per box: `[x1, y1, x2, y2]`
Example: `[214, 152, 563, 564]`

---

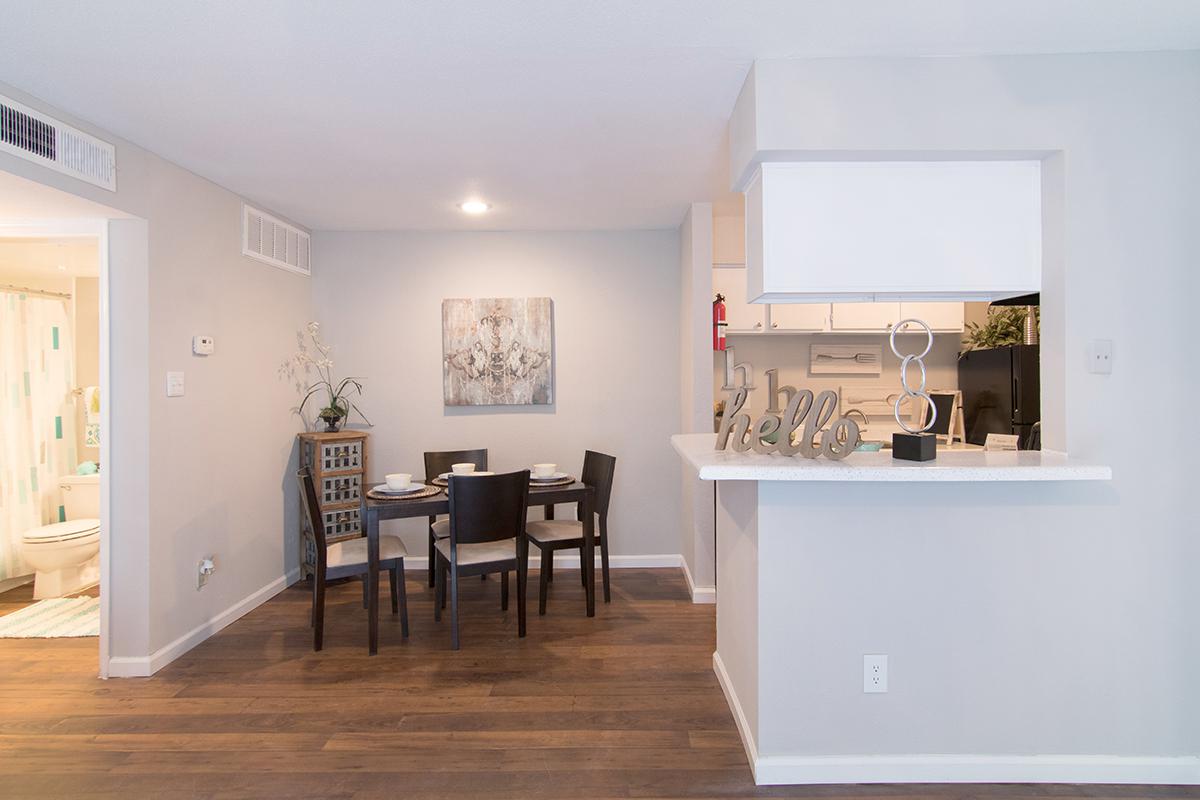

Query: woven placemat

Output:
[366, 484, 442, 501]
[528, 475, 575, 488]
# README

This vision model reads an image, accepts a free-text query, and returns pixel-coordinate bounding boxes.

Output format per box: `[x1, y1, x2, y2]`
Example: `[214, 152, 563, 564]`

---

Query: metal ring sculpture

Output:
[889, 318, 936, 435]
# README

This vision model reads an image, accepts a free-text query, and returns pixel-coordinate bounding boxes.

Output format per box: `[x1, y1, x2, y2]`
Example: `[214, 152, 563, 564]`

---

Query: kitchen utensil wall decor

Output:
[715, 386, 861, 459]
[810, 344, 883, 375]
[442, 297, 553, 406]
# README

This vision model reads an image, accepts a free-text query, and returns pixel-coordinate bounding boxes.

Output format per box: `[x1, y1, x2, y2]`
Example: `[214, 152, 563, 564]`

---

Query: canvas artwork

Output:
[442, 297, 554, 406]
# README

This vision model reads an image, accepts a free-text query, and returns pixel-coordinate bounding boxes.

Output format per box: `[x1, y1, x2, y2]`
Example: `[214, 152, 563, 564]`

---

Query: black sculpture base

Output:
[892, 432, 937, 462]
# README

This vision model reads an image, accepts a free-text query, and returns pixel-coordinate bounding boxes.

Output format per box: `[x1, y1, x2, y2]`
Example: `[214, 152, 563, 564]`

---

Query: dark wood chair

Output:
[433, 470, 530, 650]
[298, 467, 408, 651]
[423, 448, 488, 587]
[525, 450, 616, 614]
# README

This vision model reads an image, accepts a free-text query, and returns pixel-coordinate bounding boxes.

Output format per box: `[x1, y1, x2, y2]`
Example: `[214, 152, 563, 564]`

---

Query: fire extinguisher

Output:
[713, 293, 727, 351]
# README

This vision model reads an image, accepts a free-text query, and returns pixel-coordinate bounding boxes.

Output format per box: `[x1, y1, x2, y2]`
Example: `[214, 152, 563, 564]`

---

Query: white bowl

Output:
[385, 473, 412, 490]
[451, 463, 476, 475]
[532, 463, 557, 478]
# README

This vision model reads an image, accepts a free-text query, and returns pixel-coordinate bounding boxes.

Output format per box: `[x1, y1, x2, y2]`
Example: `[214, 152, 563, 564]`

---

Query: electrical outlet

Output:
[197, 557, 215, 590]
[1086, 339, 1113, 374]
[864, 654, 888, 693]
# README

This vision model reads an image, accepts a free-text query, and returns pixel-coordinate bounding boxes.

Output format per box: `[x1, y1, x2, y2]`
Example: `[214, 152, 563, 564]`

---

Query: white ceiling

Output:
[2, 1, 1198, 231]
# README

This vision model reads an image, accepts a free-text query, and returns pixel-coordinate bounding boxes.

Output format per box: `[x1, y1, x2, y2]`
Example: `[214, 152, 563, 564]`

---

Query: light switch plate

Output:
[166, 371, 185, 397]
[1086, 339, 1113, 374]
[192, 335, 215, 355]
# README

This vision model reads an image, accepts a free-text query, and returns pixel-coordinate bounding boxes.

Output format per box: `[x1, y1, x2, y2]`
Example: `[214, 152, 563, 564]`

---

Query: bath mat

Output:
[0, 596, 100, 638]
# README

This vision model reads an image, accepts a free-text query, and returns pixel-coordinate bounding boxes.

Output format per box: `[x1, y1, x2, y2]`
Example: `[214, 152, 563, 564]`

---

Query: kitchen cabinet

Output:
[898, 302, 963, 332]
[830, 302, 900, 332]
[745, 161, 1042, 302]
[768, 303, 827, 332]
[713, 266, 765, 333]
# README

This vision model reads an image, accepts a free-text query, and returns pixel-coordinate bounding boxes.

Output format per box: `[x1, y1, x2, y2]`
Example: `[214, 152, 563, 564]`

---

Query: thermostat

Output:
[192, 335, 215, 355]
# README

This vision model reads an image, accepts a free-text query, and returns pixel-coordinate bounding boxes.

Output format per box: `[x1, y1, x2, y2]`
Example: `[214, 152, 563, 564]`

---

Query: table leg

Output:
[367, 507, 380, 655]
[583, 491, 595, 617]
[543, 504, 555, 583]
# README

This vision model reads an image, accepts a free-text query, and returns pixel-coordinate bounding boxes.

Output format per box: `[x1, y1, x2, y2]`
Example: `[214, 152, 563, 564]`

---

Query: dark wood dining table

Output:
[360, 479, 595, 654]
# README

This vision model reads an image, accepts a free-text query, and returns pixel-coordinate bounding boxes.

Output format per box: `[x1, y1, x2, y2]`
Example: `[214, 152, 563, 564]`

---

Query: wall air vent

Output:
[0, 93, 117, 191]
[242, 204, 311, 276]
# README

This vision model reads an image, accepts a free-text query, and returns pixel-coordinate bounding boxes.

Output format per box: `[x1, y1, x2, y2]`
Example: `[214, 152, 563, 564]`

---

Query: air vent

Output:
[0, 93, 116, 191]
[242, 204, 311, 276]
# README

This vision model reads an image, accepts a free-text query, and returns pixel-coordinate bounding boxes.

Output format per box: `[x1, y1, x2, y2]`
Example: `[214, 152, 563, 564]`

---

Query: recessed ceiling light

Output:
[459, 200, 491, 215]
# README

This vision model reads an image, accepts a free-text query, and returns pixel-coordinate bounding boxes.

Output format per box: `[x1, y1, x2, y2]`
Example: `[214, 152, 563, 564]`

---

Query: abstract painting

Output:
[442, 297, 554, 406]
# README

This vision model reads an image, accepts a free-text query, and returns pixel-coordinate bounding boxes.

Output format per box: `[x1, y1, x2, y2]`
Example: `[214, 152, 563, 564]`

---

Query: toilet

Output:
[21, 474, 101, 599]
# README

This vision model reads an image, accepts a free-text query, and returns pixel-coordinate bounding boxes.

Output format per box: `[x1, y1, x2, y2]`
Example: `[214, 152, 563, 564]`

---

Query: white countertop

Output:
[672, 433, 1112, 482]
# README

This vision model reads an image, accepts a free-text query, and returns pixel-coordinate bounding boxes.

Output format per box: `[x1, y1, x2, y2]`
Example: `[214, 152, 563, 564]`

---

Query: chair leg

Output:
[517, 559, 527, 638]
[600, 528, 611, 604]
[501, 570, 509, 610]
[389, 566, 399, 615]
[398, 560, 409, 638]
[362, 575, 369, 609]
[313, 576, 326, 652]
[482, 573, 487, 581]
[427, 528, 436, 587]
[539, 548, 550, 616]
[440, 559, 449, 609]
[434, 555, 444, 622]
[546, 554, 553, 583]
[580, 547, 587, 586]
[449, 566, 461, 650]
[309, 575, 316, 627]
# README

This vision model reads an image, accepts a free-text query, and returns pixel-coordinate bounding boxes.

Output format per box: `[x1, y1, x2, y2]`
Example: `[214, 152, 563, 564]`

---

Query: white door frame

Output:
[0, 218, 111, 676]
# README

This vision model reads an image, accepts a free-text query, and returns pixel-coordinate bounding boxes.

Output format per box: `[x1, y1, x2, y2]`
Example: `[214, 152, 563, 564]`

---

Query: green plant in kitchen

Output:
[960, 306, 1039, 356]
[280, 322, 372, 432]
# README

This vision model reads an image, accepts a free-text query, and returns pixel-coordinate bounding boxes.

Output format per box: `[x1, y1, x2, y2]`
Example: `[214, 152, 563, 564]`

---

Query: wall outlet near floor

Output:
[864, 654, 888, 693]
[197, 557, 215, 590]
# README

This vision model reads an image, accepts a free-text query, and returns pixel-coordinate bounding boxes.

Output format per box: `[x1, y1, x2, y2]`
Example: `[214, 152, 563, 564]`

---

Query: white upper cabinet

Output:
[713, 266, 765, 332]
[745, 161, 1042, 303]
[898, 302, 964, 332]
[831, 302, 900, 332]
[769, 303, 826, 331]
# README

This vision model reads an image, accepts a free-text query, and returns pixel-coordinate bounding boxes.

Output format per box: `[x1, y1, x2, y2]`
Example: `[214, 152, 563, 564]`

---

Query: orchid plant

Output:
[280, 322, 372, 431]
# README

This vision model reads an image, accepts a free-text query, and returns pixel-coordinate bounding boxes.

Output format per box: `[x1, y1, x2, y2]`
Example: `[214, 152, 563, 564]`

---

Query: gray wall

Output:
[727, 51, 1200, 760]
[0, 81, 312, 664]
[311, 230, 682, 560]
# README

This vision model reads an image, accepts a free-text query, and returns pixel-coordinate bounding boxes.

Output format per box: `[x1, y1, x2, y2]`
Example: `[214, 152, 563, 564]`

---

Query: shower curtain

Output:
[0, 290, 77, 581]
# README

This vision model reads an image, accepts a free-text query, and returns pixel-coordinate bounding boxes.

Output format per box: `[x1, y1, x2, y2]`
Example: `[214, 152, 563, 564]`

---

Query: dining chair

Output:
[298, 467, 408, 651]
[434, 470, 529, 650]
[524, 451, 616, 614]
[423, 448, 488, 587]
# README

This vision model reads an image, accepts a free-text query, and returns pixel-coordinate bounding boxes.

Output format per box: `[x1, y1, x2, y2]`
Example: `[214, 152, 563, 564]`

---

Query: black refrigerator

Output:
[957, 344, 1040, 448]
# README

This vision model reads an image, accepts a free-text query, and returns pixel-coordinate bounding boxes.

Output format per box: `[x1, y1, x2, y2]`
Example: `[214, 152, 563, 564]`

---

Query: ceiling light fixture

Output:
[459, 200, 490, 215]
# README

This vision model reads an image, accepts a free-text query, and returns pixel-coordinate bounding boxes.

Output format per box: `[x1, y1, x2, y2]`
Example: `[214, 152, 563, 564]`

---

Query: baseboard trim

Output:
[107, 569, 300, 678]
[712, 651, 759, 778]
[404, 553, 682, 570]
[751, 754, 1200, 786]
[681, 558, 715, 604]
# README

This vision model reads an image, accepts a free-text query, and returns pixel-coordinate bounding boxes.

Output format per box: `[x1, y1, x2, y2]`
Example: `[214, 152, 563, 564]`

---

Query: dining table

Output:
[360, 478, 596, 654]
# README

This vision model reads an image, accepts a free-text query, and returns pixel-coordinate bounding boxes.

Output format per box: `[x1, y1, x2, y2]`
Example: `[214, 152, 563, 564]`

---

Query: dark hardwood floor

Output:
[0, 569, 1195, 799]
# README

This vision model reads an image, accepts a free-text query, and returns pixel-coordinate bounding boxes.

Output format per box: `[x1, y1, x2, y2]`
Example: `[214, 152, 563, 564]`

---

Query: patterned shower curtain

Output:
[0, 290, 77, 581]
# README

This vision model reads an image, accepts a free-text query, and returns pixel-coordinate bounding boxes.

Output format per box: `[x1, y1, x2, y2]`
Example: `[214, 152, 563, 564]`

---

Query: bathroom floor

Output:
[0, 581, 99, 616]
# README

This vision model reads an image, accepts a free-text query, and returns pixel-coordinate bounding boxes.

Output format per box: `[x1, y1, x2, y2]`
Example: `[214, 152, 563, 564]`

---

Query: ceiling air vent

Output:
[242, 204, 311, 276]
[0, 93, 117, 191]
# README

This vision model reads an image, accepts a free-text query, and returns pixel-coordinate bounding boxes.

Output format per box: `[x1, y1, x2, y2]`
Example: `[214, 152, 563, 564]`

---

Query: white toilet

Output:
[21, 474, 101, 599]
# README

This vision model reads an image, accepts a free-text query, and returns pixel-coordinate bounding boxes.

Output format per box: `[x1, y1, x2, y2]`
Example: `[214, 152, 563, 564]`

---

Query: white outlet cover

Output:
[864, 654, 889, 693]
[1086, 339, 1113, 374]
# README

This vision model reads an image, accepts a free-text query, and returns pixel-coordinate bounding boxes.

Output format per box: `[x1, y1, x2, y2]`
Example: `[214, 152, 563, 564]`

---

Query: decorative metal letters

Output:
[715, 386, 861, 460]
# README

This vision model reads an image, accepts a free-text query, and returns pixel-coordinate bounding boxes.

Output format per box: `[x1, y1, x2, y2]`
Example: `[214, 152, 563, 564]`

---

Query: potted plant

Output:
[960, 306, 1039, 357]
[280, 322, 372, 432]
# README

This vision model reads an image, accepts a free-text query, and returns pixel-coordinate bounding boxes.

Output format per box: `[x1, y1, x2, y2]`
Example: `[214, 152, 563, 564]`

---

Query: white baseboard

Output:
[712, 651, 759, 775]
[752, 754, 1200, 786]
[681, 558, 715, 604]
[107, 569, 299, 678]
[403, 553, 681, 570]
[713, 654, 1199, 787]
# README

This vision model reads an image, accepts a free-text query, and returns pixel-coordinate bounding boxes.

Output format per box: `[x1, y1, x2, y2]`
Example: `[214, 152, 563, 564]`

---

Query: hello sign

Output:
[716, 387, 861, 460]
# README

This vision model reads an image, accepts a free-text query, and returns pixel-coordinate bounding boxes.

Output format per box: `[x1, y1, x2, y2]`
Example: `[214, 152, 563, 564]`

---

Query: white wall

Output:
[679, 204, 715, 597]
[0, 81, 312, 670]
[719, 52, 1200, 766]
[311, 230, 681, 561]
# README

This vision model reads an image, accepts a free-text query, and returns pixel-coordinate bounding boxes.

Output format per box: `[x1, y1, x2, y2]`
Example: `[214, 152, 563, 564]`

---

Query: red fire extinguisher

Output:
[713, 293, 727, 351]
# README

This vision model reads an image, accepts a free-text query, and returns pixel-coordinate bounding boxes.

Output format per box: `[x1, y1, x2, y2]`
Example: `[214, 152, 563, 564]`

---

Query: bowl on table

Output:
[451, 463, 476, 476]
[532, 463, 557, 479]
[385, 473, 412, 490]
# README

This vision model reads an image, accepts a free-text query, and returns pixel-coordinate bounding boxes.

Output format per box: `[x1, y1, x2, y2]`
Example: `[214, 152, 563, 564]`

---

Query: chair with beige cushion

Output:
[298, 467, 408, 652]
[423, 448, 488, 586]
[525, 450, 616, 614]
[434, 470, 530, 650]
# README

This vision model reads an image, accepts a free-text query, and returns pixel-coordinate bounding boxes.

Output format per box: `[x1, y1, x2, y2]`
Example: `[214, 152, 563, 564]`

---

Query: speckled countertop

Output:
[672, 433, 1112, 482]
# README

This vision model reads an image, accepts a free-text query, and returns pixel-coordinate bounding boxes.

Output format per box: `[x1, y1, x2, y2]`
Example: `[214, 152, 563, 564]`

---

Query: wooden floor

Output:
[0, 569, 1196, 799]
